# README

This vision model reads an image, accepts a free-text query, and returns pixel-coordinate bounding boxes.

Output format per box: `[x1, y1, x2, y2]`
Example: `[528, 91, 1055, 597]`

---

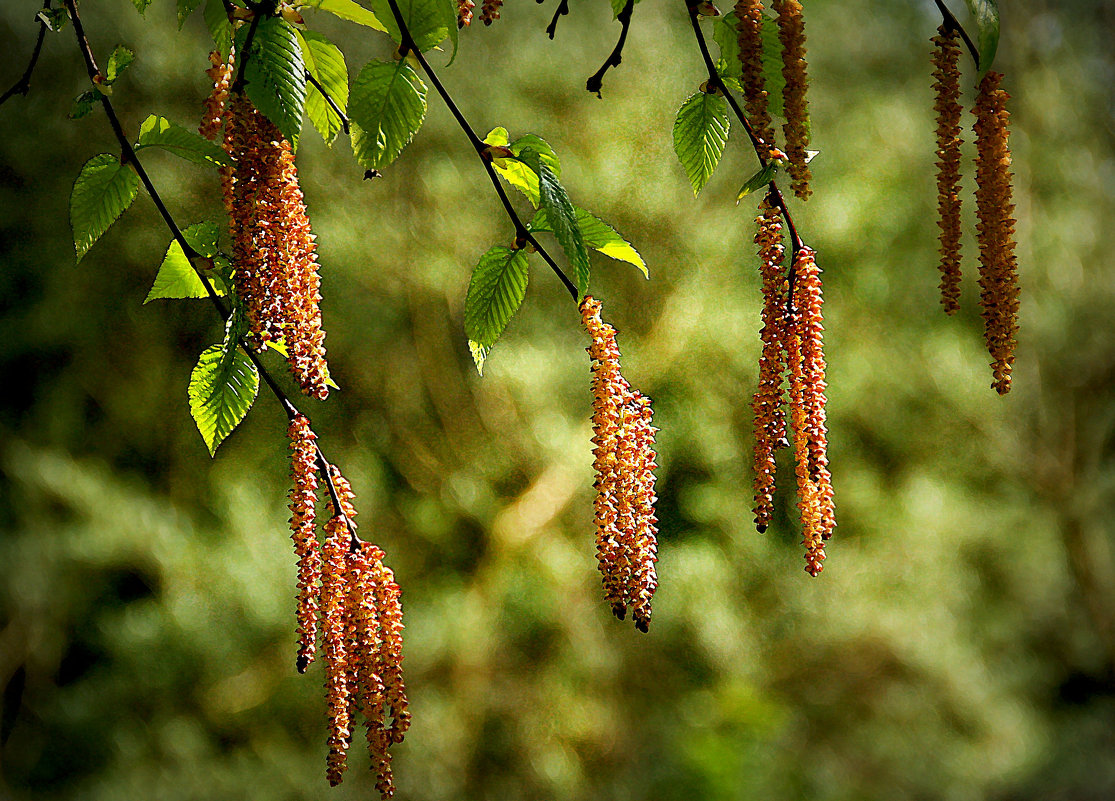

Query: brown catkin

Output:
[772, 0, 812, 199]
[973, 71, 1020, 395]
[223, 95, 330, 400]
[480, 0, 502, 25]
[322, 515, 352, 786]
[582, 296, 660, 630]
[289, 415, 322, 673]
[199, 50, 233, 141]
[457, 0, 475, 27]
[734, 0, 774, 149]
[932, 25, 964, 314]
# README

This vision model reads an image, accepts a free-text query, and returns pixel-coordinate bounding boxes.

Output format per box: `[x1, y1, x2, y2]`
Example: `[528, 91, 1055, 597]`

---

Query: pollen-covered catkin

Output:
[199, 50, 233, 141]
[480, 0, 502, 25]
[772, 0, 812, 199]
[734, 0, 774, 149]
[321, 514, 353, 786]
[457, 0, 475, 27]
[751, 200, 787, 533]
[289, 415, 321, 673]
[932, 25, 964, 314]
[973, 71, 1020, 395]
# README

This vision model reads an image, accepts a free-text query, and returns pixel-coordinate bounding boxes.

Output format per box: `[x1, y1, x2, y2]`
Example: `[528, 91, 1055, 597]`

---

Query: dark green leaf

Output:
[204, 0, 233, 56]
[297, 30, 349, 146]
[36, 8, 69, 31]
[963, 0, 1000, 74]
[484, 129, 560, 208]
[135, 115, 233, 167]
[178, 0, 204, 27]
[464, 246, 530, 360]
[70, 154, 140, 262]
[237, 17, 306, 146]
[349, 59, 427, 170]
[712, 14, 741, 79]
[69, 91, 98, 120]
[736, 161, 778, 203]
[303, 0, 388, 33]
[188, 324, 259, 456]
[529, 207, 646, 277]
[105, 46, 135, 84]
[131, 0, 153, 15]
[145, 222, 228, 303]
[520, 148, 591, 297]
[370, 0, 455, 53]
[673, 91, 730, 196]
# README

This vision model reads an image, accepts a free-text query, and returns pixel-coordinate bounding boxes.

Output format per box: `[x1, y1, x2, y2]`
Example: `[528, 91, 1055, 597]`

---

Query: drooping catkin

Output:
[973, 71, 1020, 395]
[751, 200, 787, 533]
[457, 0, 475, 27]
[582, 296, 660, 630]
[223, 95, 330, 400]
[932, 25, 964, 314]
[322, 514, 353, 787]
[734, 0, 774, 150]
[199, 50, 233, 141]
[772, 0, 812, 199]
[480, 0, 502, 25]
[289, 415, 322, 673]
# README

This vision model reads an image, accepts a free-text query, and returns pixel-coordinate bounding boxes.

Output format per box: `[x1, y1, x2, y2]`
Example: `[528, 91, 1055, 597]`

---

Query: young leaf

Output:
[177, 0, 204, 28]
[188, 324, 259, 456]
[135, 115, 233, 167]
[36, 8, 69, 31]
[70, 154, 140, 262]
[484, 130, 561, 208]
[370, 0, 455, 53]
[303, 0, 388, 33]
[464, 246, 530, 362]
[131, 0, 153, 15]
[529, 207, 646, 277]
[105, 46, 135, 85]
[963, 0, 1000, 74]
[204, 0, 233, 56]
[145, 222, 228, 303]
[520, 148, 591, 297]
[736, 161, 778, 203]
[673, 90, 730, 196]
[297, 30, 349, 146]
[712, 14, 742, 79]
[69, 91, 98, 120]
[237, 16, 306, 146]
[467, 340, 491, 376]
[349, 59, 427, 170]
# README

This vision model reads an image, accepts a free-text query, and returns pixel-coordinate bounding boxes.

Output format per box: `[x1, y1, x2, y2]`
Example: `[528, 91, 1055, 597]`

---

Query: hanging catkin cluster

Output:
[931, 25, 964, 314]
[286, 418, 410, 797]
[581, 296, 659, 632]
[733, 0, 774, 150]
[199, 50, 232, 142]
[457, 0, 475, 28]
[220, 92, 330, 400]
[480, 0, 502, 25]
[772, 0, 812, 199]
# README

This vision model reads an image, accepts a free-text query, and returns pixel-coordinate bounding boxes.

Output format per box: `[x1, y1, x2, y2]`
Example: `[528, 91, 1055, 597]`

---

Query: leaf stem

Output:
[585, 0, 635, 97]
[0, 0, 52, 107]
[933, 0, 980, 67]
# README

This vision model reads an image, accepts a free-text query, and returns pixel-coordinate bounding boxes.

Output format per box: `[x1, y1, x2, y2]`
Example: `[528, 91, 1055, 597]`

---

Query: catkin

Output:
[457, 0, 475, 27]
[932, 25, 964, 314]
[480, 0, 502, 25]
[772, 0, 812, 199]
[289, 415, 322, 673]
[734, 0, 774, 150]
[199, 50, 233, 141]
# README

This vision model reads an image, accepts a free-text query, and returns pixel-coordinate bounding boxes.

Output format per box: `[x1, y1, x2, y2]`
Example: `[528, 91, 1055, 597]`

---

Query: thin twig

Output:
[62, 0, 360, 546]
[305, 69, 350, 135]
[933, 0, 980, 67]
[586, 0, 635, 97]
[1, 0, 52, 107]
[231, 0, 272, 94]
[386, 0, 581, 301]
[545, 0, 569, 40]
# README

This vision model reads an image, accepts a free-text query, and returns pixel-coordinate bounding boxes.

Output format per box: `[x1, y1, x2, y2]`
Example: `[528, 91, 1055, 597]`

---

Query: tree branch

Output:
[385, 0, 581, 302]
[586, 0, 635, 98]
[933, 0, 980, 67]
[61, 0, 360, 548]
[544, 0, 568, 39]
[1, 0, 52, 107]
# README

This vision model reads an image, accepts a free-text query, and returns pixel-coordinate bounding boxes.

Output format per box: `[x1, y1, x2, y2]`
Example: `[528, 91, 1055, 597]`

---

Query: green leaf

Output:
[131, 0, 153, 15]
[609, 0, 639, 18]
[464, 246, 530, 364]
[467, 340, 491, 376]
[69, 91, 98, 120]
[370, 0, 455, 53]
[135, 115, 233, 167]
[736, 161, 778, 203]
[303, 0, 388, 33]
[105, 46, 135, 84]
[520, 148, 591, 297]
[70, 154, 141, 262]
[349, 59, 427, 170]
[178, 0, 204, 27]
[963, 0, 1000, 74]
[36, 8, 69, 31]
[188, 323, 259, 456]
[529, 207, 646, 277]
[484, 129, 561, 208]
[713, 13, 785, 118]
[297, 30, 349, 146]
[673, 90, 729, 196]
[145, 222, 228, 303]
[237, 17, 306, 146]
[712, 14, 741, 79]
[204, 0, 233, 56]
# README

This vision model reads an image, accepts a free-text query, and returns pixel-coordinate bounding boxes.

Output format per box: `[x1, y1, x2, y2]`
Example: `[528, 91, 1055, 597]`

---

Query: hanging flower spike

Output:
[932, 25, 964, 314]
[480, 0, 502, 25]
[772, 0, 812, 200]
[289, 415, 322, 672]
[627, 393, 660, 632]
[973, 71, 1020, 395]
[322, 514, 353, 786]
[199, 50, 233, 141]
[734, 0, 774, 149]
[751, 199, 788, 533]
[457, 0, 475, 28]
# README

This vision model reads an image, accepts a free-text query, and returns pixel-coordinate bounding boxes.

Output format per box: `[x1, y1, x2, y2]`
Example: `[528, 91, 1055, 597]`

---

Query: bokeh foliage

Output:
[2, 0, 1115, 798]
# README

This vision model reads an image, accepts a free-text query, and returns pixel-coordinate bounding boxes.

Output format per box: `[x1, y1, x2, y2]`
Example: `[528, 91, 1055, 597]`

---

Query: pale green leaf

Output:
[303, 0, 388, 33]
[673, 91, 729, 195]
[238, 17, 306, 145]
[105, 46, 135, 84]
[145, 222, 228, 303]
[70, 154, 141, 262]
[297, 30, 349, 146]
[349, 59, 427, 170]
[188, 333, 259, 456]
[468, 340, 490, 376]
[963, 0, 1000, 74]
[487, 131, 560, 208]
[529, 207, 646, 277]
[135, 115, 233, 167]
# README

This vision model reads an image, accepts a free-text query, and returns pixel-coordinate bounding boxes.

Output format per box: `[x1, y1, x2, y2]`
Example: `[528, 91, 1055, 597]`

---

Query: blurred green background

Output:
[2, 0, 1114, 798]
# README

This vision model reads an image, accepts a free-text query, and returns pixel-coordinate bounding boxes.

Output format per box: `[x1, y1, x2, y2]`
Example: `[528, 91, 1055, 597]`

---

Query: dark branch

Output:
[386, 0, 581, 302]
[61, 0, 360, 543]
[545, 0, 569, 39]
[586, 0, 635, 97]
[1, 0, 52, 108]
[305, 69, 350, 135]
[933, 0, 980, 67]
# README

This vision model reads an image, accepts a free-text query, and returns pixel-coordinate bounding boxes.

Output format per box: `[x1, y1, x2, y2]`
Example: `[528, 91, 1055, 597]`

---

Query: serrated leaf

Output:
[145, 222, 228, 303]
[135, 115, 233, 167]
[69, 91, 98, 120]
[132, 0, 153, 15]
[673, 91, 729, 196]
[485, 130, 561, 208]
[303, 0, 388, 33]
[70, 154, 140, 262]
[464, 246, 530, 357]
[468, 340, 490, 375]
[529, 207, 646, 277]
[370, 0, 454, 53]
[237, 17, 306, 145]
[349, 59, 427, 170]
[178, 0, 204, 27]
[963, 0, 1000, 74]
[712, 14, 741, 79]
[188, 331, 259, 456]
[520, 148, 591, 297]
[204, 0, 233, 56]
[105, 46, 135, 84]
[736, 161, 778, 203]
[297, 30, 349, 146]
